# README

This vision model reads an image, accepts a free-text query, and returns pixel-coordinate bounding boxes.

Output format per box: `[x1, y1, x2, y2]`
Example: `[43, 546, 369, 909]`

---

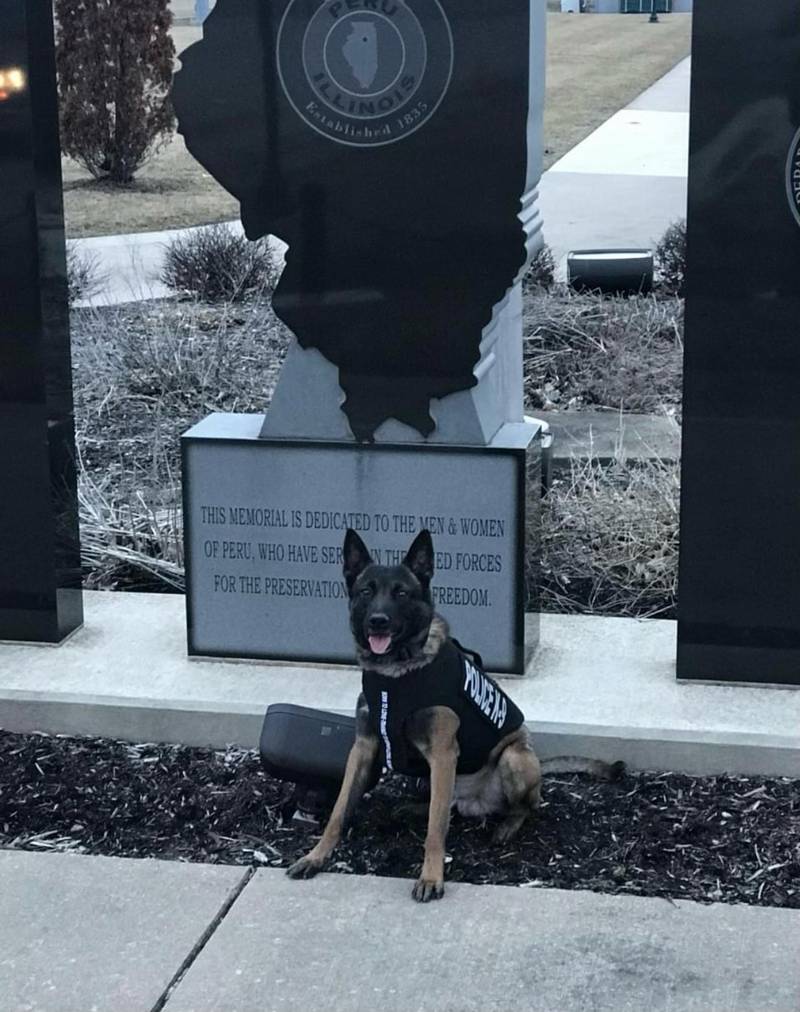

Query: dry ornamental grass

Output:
[71, 298, 289, 590]
[538, 454, 679, 618]
[521, 289, 683, 618]
[70, 288, 684, 614]
[523, 289, 683, 414]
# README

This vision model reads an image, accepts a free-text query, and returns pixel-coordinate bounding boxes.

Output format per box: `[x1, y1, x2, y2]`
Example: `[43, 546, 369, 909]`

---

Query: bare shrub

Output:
[71, 298, 287, 456]
[523, 289, 683, 413]
[71, 292, 680, 612]
[78, 463, 184, 592]
[654, 219, 687, 296]
[66, 245, 107, 305]
[160, 224, 279, 303]
[55, 0, 175, 184]
[522, 243, 556, 292]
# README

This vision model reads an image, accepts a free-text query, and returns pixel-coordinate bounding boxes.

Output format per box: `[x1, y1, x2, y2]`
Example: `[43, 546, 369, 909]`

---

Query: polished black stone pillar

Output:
[0, 0, 83, 641]
[677, 2, 800, 685]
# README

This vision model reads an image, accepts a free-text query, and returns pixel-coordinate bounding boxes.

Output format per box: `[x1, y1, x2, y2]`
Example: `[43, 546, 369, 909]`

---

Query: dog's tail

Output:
[540, 757, 625, 781]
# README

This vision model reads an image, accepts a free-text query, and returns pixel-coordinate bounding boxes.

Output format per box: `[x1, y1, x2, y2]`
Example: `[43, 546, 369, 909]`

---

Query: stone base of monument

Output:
[182, 414, 542, 674]
[260, 285, 528, 447]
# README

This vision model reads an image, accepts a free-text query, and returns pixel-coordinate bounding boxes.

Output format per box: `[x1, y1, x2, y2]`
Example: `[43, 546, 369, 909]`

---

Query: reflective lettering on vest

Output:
[463, 658, 476, 696]
[463, 658, 507, 730]
[483, 682, 494, 717]
[491, 690, 507, 728]
[379, 689, 393, 770]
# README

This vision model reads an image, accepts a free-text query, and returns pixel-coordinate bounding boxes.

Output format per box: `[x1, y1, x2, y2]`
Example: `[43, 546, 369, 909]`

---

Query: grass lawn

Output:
[544, 13, 691, 168]
[63, 14, 692, 238]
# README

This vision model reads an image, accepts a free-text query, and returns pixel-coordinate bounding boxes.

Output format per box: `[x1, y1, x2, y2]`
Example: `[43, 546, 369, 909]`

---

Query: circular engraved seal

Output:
[787, 126, 800, 227]
[277, 0, 454, 147]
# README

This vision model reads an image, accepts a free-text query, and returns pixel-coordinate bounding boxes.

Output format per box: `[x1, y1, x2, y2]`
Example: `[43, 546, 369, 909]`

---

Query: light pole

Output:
[649, 0, 659, 22]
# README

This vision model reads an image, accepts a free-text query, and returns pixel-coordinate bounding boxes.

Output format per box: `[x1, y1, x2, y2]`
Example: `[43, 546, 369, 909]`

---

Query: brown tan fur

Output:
[287, 695, 543, 900]
[286, 529, 616, 902]
[285, 695, 378, 880]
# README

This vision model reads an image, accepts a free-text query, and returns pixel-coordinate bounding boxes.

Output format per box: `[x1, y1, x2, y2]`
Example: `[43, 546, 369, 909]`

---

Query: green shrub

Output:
[654, 219, 687, 296]
[55, 0, 175, 184]
[160, 224, 279, 303]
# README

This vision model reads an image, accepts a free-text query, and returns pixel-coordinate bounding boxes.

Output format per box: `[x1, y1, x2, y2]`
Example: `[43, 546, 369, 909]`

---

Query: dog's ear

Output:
[403, 529, 434, 587]
[343, 529, 373, 591]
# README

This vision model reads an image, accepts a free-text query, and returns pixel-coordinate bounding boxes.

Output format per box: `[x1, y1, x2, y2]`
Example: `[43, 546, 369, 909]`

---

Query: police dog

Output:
[287, 528, 621, 902]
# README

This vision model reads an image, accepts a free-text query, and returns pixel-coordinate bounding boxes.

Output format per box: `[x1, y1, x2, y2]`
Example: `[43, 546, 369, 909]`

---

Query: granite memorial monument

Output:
[175, 0, 546, 672]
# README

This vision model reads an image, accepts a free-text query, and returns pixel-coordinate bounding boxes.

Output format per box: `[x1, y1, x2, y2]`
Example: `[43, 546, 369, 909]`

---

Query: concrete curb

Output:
[4, 693, 800, 778]
[0, 688, 265, 752]
[2, 594, 800, 778]
[2, 593, 799, 776]
[3, 690, 800, 776]
[529, 721, 800, 779]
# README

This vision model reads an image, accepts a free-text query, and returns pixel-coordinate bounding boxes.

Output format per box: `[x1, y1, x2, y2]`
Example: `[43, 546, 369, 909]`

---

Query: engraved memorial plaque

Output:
[183, 415, 534, 672]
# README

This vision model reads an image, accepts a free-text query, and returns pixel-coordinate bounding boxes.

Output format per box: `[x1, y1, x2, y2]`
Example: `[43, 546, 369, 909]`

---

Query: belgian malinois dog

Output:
[287, 528, 622, 901]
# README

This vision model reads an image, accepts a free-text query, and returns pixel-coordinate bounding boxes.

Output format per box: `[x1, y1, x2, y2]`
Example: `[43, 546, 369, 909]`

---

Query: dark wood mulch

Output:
[1, 730, 797, 907]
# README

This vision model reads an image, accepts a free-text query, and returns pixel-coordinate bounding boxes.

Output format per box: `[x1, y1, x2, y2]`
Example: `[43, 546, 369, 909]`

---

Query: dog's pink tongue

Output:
[369, 635, 392, 655]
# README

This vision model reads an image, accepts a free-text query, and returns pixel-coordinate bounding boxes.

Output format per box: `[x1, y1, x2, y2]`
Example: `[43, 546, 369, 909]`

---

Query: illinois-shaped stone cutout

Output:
[172, 0, 537, 441]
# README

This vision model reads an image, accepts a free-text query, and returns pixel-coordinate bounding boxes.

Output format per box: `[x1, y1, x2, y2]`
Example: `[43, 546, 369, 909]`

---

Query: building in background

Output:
[562, 0, 693, 11]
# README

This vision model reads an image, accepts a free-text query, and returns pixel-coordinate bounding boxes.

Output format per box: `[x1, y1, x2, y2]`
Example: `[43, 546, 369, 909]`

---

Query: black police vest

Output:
[361, 639, 525, 777]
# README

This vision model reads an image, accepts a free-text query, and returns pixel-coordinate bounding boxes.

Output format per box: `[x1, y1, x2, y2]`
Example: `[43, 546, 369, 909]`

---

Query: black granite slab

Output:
[0, 0, 82, 642]
[172, 0, 533, 440]
[677, 2, 800, 685]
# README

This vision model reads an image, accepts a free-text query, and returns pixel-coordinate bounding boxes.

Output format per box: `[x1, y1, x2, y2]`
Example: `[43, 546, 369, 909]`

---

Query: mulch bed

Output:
[1, 730, 798, 907]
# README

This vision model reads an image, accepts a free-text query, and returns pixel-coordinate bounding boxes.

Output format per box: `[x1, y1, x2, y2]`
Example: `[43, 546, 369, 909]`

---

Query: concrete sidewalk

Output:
[2, 851, 798, 1012]
[69, 58, 690, 305]
[538, 57, 689, 271]
[546, 409, 681, 463]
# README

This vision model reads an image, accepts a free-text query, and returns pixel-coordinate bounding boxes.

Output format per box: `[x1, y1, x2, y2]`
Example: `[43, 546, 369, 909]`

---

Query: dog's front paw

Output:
[412, 877, 444, 902]
[286, 855, 325, 880]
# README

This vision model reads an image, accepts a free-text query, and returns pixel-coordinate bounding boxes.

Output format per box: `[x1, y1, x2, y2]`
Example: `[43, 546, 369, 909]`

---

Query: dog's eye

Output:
[359, 586, 373, 598]
[395, 589, 408, 599]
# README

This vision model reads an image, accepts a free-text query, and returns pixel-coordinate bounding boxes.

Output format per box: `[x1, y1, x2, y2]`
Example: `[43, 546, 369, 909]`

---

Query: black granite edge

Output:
[0, 0, 82, 644]
[677, 638, 800, 688]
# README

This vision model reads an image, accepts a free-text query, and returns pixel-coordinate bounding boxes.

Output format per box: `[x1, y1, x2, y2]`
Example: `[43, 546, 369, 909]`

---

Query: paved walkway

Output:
[69, 59, 690, 305]
[546, 408, 680, 462]
[3, 851, 799, 1012]
[538, 57, 689, 269]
